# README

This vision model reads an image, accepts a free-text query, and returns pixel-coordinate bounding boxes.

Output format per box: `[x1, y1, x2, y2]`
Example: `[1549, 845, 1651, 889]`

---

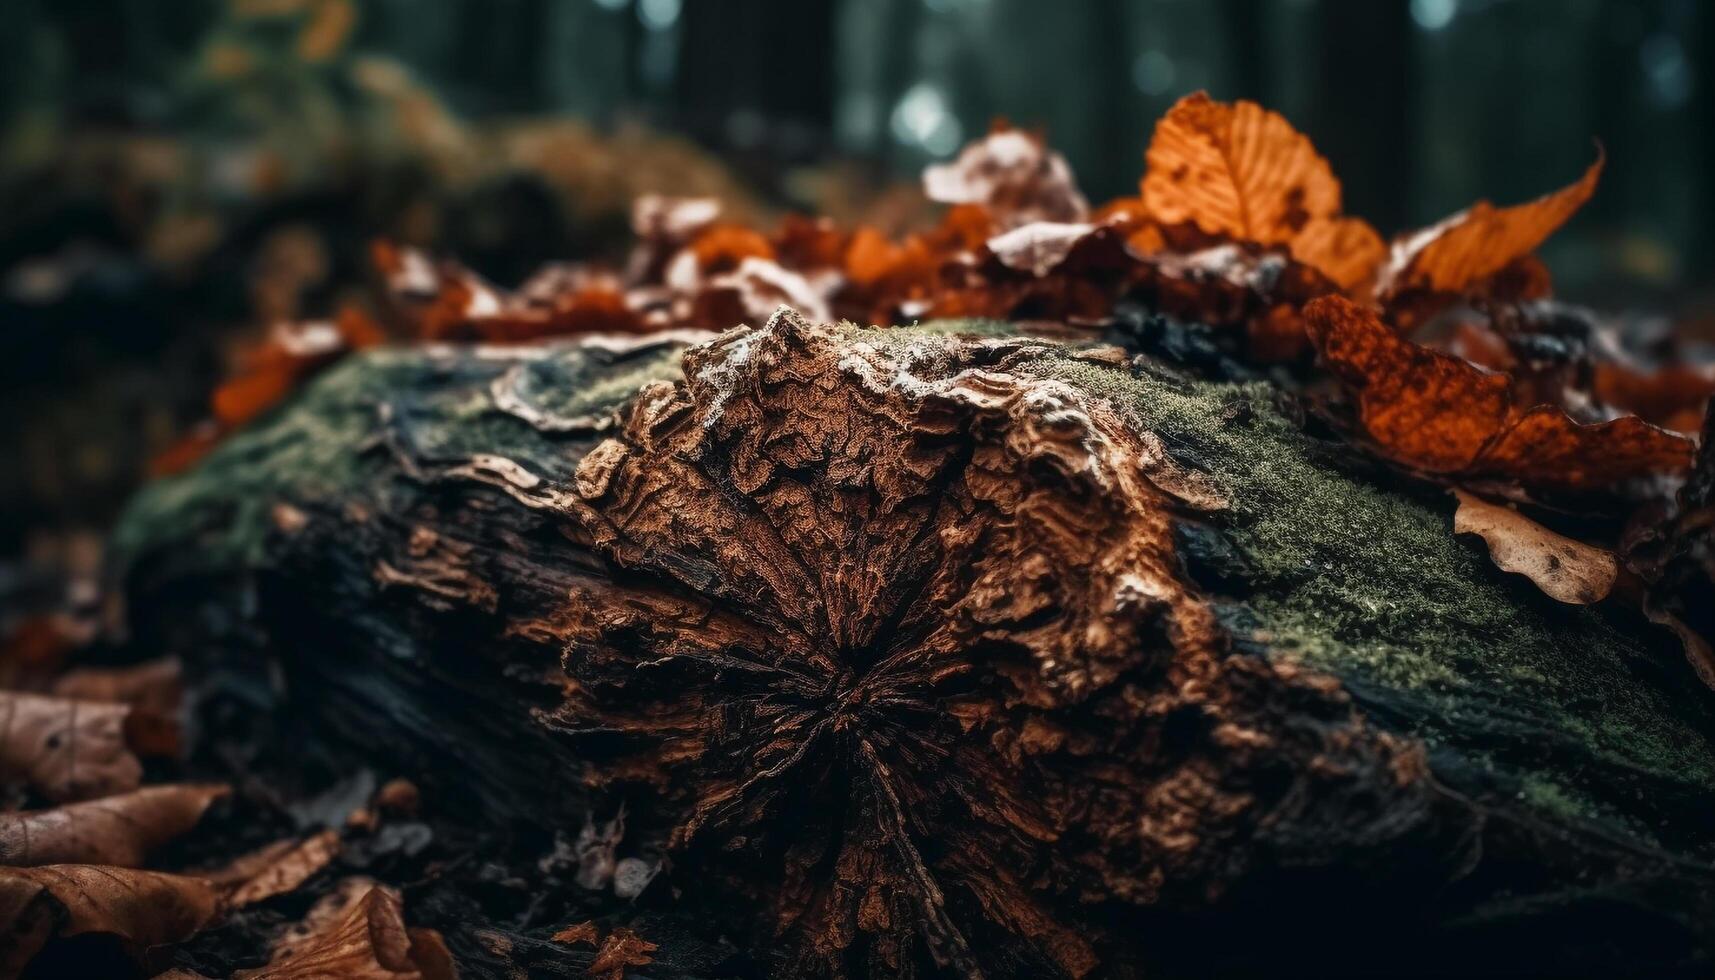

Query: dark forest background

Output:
[5, 0, 1711, 297]
[1, 0, 1713, 561]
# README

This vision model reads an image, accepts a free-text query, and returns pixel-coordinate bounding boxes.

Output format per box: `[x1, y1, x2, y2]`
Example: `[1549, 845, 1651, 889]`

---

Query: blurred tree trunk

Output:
[1694, 1, 1715, 281]
[674, 0, 835, 157]
[1220, 0, 1269, 102]
[1307, 0, 1415, 233]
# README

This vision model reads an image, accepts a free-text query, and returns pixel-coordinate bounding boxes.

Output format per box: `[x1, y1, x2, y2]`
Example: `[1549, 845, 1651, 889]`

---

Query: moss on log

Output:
[113, 312, 1715, 978]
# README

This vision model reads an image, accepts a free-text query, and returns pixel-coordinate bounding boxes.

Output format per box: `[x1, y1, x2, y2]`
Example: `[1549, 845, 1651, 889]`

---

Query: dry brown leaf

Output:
[52, 658, 184, 717]
[1141, 91, 1383, 289]
[213, 830, 342, 908]
[0, 865, 220, 977]
[588, 926, 658, 980]
[986, 221, 1097, 277]
[630, 195, 721, 244]
[923, 127, 1089, 229]
[235, 881, 455, 980]
[0, 783, 228, 867]
[1304, 296, 1693, 489]
[1378, 151, 1603, 297]
[0, 691, 145, 802]
[1451, 490, 1618, 604]
[551, 920, 599, 947]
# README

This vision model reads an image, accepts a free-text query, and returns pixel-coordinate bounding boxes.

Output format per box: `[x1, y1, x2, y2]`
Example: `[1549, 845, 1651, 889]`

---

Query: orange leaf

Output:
[588, 926, 658, 980]
[1379, 150, 1603, 296]
[1288, 215, 1387, 292]
[1304, 296, 1692, 489]
[686, 225, 776, 273]
[1141, 92, 1382, 289]
[844, 227, 909, 288]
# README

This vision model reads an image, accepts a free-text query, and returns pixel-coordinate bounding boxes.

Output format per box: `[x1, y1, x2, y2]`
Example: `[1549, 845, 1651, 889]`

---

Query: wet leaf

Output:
[0, 784, 228, 867]
[0, 692, 146, 802]
[1379, 151, 1603, 298]
[1452, 490, 1618, 604]
[0, 865, 219, 976]
[1304, 296, 1693, 489]
[1141, 92, 1383, 289]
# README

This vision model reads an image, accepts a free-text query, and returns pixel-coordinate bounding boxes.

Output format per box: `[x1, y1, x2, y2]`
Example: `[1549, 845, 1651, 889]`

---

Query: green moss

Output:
[1013, 345, 1715, 841]
[112, 340, 689, 574]
[113, 320, 1715, 844]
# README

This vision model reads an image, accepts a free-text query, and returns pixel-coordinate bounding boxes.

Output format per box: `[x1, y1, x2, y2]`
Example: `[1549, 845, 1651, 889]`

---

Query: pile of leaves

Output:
[0, 649, 456, 978]
[10, 89, 1715, 977]
[155, 91, 1715, 688]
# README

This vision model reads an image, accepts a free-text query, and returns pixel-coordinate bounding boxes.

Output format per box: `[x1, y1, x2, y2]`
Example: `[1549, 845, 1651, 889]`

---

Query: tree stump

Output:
[113, 311, 1715, 978]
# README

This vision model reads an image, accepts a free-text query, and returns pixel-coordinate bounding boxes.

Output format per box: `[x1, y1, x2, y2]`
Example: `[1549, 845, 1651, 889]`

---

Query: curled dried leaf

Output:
[0, 692, 146, 802]
[1304, 296, 1692, 489]
[986, 221, 1098, 277]
[0, 784, 229, 867]
[630, 195, 721, 244]
[550, 920, 599, 947]
[211, 830, 343, 908]
[52, 658, 183, 717]
[923, 127, 1089, 229]
[234, 882, 454, 980]
[1141, 92, 1383, 289]
[587, 926, 657, 980]
[1451, 490, 1618, 604]
[1379, 151, 1603, 297]
[0, 865, 219, 977]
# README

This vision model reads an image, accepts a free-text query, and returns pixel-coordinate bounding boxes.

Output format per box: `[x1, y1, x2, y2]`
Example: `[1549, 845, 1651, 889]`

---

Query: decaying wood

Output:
[113, 310, 1715, 978]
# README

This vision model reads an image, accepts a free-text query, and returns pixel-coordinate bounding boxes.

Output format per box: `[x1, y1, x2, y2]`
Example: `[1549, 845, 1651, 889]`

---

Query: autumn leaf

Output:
[588, 927, 658, 980]
[1303, 295, 1693, 489]
[233, 880, 455, 980]
[52, 657, 183, 717]
[207, 830, 342, 908]
[1141, 91, 1384, 290]
[923, 126, 1089, 230]
[986, 221, 1098, 277]
[1593, 362, 1715, 435]
[0, 691, 146, 802]
[684, 224, 776, 273]
[0, 865, 220, 977]
[0, 784, 229, 867]
[1378, 150, 1603, 298]
[551, 920, 600, 947]
[1451, 490, 1618, 604]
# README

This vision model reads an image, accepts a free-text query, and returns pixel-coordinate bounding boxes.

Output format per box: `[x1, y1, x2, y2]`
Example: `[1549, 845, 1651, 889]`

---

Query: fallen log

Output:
[112, 310, 1715, 978]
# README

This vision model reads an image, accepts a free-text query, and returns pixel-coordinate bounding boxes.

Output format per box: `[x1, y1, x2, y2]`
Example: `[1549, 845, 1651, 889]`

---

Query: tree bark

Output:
[112, 312, 1715, 978]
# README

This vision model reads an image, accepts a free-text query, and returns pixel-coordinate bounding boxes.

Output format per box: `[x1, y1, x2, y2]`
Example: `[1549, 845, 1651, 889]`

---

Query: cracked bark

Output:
[115, 311, 1715, 978]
